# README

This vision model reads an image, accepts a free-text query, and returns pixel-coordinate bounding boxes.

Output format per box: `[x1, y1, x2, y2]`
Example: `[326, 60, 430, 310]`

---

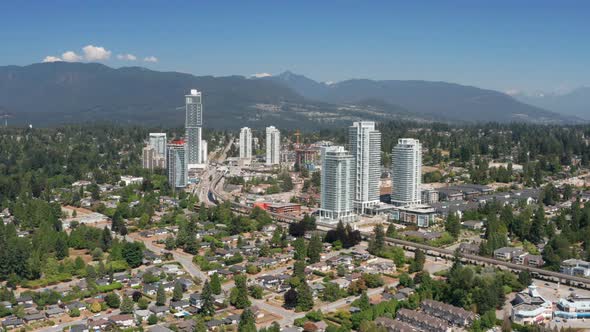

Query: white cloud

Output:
[62, 51, 83, 62]
[117, 53, 137, 61]
[251, 72, 272, 78]
[143, 56, 158, 63]
[43, 56, 62, 63]
[82, 45, 111, 61]
[504, 89, 521, 96]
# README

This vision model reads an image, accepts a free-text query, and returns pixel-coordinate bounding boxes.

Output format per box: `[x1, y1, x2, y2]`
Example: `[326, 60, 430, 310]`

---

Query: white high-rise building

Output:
[265, 126, 280, 166]
[142, 146, 156, 170]
[185, 89, 203, 166]
[391, 138, 422, 206]
[167, 140, 188, 189]
[319, 146, 355, 223]
[149, 133, 167, 158]
[239, 127, 253, 160]
[348, 121, 381, 214]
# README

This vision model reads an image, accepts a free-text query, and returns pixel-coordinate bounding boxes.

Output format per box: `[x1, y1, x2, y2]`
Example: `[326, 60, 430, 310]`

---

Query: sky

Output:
[1, 1, 589, 94]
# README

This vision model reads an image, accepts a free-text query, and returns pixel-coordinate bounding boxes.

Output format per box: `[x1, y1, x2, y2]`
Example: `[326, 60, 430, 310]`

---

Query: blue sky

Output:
[1, 1, 589, 93]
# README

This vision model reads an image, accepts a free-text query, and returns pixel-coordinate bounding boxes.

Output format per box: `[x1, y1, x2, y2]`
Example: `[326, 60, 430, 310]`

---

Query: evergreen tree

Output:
[232, 273, 251, 309]
[156, 283, 166, 306]
[386, 223, 397, 237]
[296, 281, 314, 311]
[368, 224, 385, 255]
[120, 295, 134, 314]
[409, 249, 425, 273]
[293, 237, 307, 261]
[529, 206, 546, 244]
[307, 234, 323, 263]
[200, 280, 215, 316]
[54, 233, 69, 260]
[172, 280, 183, 301]
[210, 272, 222, 295]
[445, 213, 461, 238]
[358, 291, 370, 311]
[238, 308, 257, 332]
[100, 227, 112, 251]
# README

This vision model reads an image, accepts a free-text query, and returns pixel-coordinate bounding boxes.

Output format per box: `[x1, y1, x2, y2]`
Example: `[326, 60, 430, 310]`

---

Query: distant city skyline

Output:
[1, 1, 589, 93]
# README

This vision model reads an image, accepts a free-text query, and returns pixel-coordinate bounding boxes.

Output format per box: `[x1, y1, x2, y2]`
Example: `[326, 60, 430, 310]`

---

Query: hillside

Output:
[0, 63, 578, 128]
[513, 88, 590, 120]
[267, 72, 576, 124]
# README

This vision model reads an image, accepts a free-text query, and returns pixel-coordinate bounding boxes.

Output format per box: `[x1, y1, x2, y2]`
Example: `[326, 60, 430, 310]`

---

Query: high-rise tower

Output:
[185, 89, 203, 165]
[348, 121, 381, 214]
[265, 126, 280, 165]
[167, 140, 188, 189]
[240, 127, 253, 160]
[319, 146, 355, 223]
[391, 138, 422, 206]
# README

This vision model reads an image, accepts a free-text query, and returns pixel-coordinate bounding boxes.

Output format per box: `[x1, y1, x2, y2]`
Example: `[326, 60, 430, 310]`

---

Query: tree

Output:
[284, 288, 298, 309]
[90, 301, 102, 313]
[409, 249, 425, 273]
[249, 285, 264, 299]
[210, 272, 222, 295]
[172, 280, 184, 301]
[120, 295, 134, 314]
[156, 283, 166, 306]
[293, 237, 307, 261]
[238, 308, 257, 332]
[100, 227, 112, 251]
[529, 206, 546, 244]
[518, 270, 532, 288]
[296, 281, 314, 311]
[368, 224, 385, 255]
[357, 291, 370, 311]
[200, 280, 215, 316]
[54, 233, 69, 260]
[122, 241, 143, 268]
[147, 314, 158, 325]
[69, 307, 80, 317]
[232, 273, 251, 309]
[105, 292, 121, 308]
[386, 223, 397, 237]
[307, 233, 323, 264]
[445, 213, 461, 238]
[138, 297, 149, 310]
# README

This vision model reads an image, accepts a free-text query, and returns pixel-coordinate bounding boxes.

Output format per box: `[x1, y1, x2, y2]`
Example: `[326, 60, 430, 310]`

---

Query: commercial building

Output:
[389, 205, 436, 227]
[555, 294, 590, 319]
[149, 133, 167, 158]
[265, 126, 280, 165]
[319, 146, 356, 223]
[167, 140, 188, 189]
[185, 89, 203, 166]
[348, 121, 381, 214]
[239, 127, 253, 160]
[391, 138, 422, 206]
[511, 285, 553, 325]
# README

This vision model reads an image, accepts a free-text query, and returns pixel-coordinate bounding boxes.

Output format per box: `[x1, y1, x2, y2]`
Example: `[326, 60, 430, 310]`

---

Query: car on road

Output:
[569, 288, 574, 291]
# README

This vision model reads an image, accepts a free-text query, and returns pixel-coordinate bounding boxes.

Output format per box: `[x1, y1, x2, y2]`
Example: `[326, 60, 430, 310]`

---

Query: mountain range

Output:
[512, 88, 590, 120]
[0, 62, 582, 128]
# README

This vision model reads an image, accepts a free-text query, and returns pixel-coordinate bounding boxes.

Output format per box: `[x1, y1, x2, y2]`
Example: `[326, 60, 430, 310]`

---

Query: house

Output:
[332, 278, 351, 289]
[135, 309, 151, 322]
[69, 324, 89, 332]
[421, 299, 478, 327]
[16, 294, 33, 305]
[458, 242, 480, 255]
[2, 317, 24, 329]
[149, 325, 174, 332]
[176, 319, 196, 332]
[144, 284, 159, 296]
[45, 306, 65, 317]
[162, 264, 182, 275]
[109, 314, 135, 327]
[0, 301, 12, 309]
[149, 305, 169, 317]
[175, 278, 194, 291]
[251, 306, 265, 319]
[207, 319, 224, 330]
[223, 314, 241, 325]
[87, 318, 110, 330]
[24, 313, 45, 323]
[462, 220, 484, 230]
[189, 293, 202, 308]
[170, 300, 190, 310]
[66, 301, 87, 313]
